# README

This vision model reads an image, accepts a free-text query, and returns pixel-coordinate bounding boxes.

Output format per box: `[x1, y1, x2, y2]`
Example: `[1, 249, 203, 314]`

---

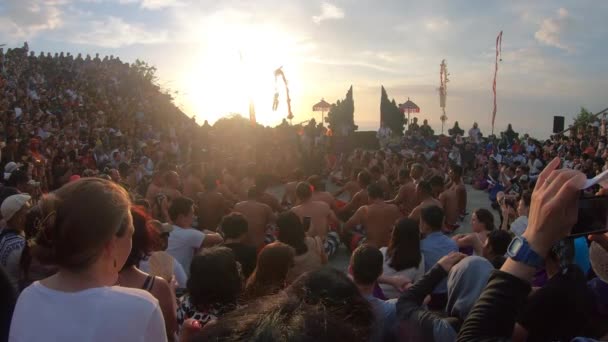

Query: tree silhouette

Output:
[573, 107, 596, 130]
[327, 86, 357, 135]
[380, 86, 405, 136]
[131, 59, 158, 84]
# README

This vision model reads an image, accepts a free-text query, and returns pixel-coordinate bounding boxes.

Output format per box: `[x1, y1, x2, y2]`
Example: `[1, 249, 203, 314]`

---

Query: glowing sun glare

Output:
[184, 20, 302, 126]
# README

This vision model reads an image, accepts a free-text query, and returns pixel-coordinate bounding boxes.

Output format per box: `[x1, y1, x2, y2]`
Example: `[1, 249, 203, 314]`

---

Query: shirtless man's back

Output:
[259, 192, 281, 212]
[337, 170, 372, 221]
[145, 172, 165, 205]
[197, 176, 230, 231]
[183, 174, 204, 200]
[163, 171, 183, 201]
[345, 184, 400, 248]
[312, 191, 336, 211]
[238, 164, 257, 200]
[183, 164, 204, 200]
[408, 181, 442, 222]
[255, 174, 282, 212]
[197, 191, 229, 231]
[233, 187, 276, 249]
[449, 164, 468, 216]
[370, 166, 390, 199]
[439, 188, 460, 231]
[333, 168, 362, 200]
[292, 201, 334, 238]
[222, 165, 240, 195]
[282, 169, 305, 206]
[386, 169, 418, 217]
[307, 176, 336, 209]
[291, 182, 338, 239]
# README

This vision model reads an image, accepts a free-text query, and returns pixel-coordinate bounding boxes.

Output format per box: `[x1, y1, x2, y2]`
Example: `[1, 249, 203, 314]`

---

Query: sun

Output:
[182, 20, 302, 127]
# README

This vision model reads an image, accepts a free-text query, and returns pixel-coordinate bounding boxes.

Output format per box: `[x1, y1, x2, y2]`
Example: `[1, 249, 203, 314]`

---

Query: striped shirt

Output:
[0, 228, 26, 289]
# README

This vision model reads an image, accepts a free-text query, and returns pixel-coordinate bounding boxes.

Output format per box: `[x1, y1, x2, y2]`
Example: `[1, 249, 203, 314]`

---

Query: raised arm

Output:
[397, 253, 466, 341]
[458, 158, 586, 341]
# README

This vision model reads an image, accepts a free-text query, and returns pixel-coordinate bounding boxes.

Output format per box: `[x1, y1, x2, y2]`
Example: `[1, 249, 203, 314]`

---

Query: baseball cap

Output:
[4, 162, 20, 180]
[1, 194, 31, 221]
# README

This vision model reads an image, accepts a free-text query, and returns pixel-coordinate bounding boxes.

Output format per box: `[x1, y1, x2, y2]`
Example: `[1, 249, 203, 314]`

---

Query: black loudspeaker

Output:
[553, 116, 565, 133]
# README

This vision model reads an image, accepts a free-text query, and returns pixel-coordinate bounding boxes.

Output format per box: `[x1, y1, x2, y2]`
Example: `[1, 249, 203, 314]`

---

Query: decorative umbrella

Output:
[399, 98, 420, 130]
[313, 99, 331, 124]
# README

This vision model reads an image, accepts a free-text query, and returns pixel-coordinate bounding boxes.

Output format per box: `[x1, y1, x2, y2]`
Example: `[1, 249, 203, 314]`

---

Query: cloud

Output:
[66, 16, 167, 48]
[424, 17, 449, 31]
[312, 3, 344, 24]
[0, 0, 65, 38]
[534, 7, 573, 51]
[303, 57, 405, 74]
[118, 0, 182, 10]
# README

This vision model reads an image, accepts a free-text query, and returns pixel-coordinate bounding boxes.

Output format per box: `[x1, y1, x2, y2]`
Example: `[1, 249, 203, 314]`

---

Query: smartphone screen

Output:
[303, 216, 312, 232]
[570, 196, 608, 237]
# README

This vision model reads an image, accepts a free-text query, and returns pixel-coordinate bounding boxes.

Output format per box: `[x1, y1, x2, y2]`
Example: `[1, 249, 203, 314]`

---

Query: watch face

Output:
[509, 238, 523, 254]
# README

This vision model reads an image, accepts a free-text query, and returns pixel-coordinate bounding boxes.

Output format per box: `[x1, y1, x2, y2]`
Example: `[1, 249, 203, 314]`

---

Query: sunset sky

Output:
[1, 0, 607, 138]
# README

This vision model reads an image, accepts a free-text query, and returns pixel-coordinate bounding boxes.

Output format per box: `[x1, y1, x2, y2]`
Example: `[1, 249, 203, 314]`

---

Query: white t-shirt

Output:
[379, 247, 425, 299]
[528, 159, 543, 175]
[10, 282, 167, 342]
[510, 216, 528, 236]
[166, 225, 205, 276]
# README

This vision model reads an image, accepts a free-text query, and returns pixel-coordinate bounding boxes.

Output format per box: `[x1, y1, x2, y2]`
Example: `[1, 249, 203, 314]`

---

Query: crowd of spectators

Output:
[1, 43, 608, 342]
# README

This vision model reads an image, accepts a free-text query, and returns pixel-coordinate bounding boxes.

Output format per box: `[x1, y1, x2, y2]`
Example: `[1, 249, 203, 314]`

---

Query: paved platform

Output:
[269, 183, 497, 272]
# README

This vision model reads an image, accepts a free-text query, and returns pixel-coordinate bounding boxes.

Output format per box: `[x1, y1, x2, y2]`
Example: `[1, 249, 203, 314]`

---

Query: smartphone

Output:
[570, 195, 608, 237]
[302, 216, 312, 232]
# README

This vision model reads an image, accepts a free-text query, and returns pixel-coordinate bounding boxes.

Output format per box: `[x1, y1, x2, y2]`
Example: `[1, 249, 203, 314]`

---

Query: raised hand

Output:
[524, 157, 586, 257]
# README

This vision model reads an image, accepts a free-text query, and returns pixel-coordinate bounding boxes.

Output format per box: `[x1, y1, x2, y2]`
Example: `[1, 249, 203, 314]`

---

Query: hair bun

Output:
[30, 194, 59, 265]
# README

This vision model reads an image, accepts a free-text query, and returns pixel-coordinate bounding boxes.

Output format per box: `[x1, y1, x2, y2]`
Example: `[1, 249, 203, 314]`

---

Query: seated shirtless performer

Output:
[308, 175, 337, 211]
[386, 168, 418, 217]
[408, 180, 442, 223]
[439, 164, 467, 233]
[254, 174, 282, 212]
[196, 175, 231, 231]
[183, 163, 204, 200]
[281, 168, 305, 207]
[291, 182, 340, 257]
[344, 183, 400, 250]
[333, 167, 362, 201]
[336, 170, 372, 221]
[451, 164, 468, 219]
[233, 186, 277, 250]
[163, 171, 183, 201]
[369, 165, 390, 199]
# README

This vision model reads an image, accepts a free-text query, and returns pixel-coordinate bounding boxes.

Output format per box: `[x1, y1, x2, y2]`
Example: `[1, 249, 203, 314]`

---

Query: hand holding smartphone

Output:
[570, 195, 608, 237]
